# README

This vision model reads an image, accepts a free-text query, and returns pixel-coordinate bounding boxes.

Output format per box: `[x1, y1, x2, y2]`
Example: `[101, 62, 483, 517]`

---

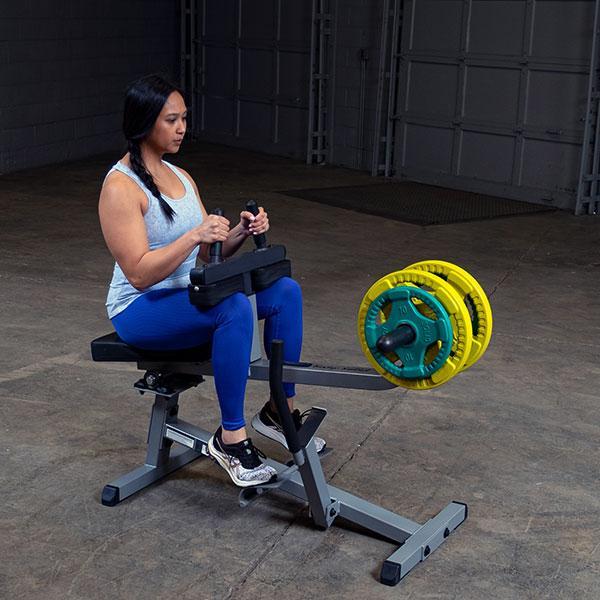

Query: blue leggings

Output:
[111, 277, 302, 431]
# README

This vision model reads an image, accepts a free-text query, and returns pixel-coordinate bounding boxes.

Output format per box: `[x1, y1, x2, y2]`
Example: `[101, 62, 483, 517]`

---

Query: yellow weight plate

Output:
[405, 260, 493, 369]
[357, 269, 473, 390]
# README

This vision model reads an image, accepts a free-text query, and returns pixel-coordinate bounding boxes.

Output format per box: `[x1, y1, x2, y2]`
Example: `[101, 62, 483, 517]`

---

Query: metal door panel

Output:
[532, 1, 594, 60]
[459, 131, 515, 183]
[204, 0, 237, 41]
[411, 0, 463, 53]
[404, 124, 454, 173]
[469, 1, 525, 56]
[204, 97, 235, 135]
[393, 0, 595, 208]
[521, 138, 581, 191]
[204, 46, 236, 95]
[464, 66, 521, 125]
[279, 105, 309, 146]
[196, 0, 311, 159]
[240, 49, 273, 97]
[239, 100, 273, 140]
[406, 62, 458, 117]
[280, 0, 312, 45]
[240, 0, 276, 40]
[526, 69, 589, 132]
[279, 51, 310, 100]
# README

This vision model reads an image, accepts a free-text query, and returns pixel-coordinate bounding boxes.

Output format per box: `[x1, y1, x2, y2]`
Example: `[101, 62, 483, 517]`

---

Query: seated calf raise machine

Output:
[91, 203, 467, 586]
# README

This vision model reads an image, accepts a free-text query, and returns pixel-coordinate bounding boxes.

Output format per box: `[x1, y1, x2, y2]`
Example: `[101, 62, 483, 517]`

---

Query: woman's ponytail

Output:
[127, 139, 175, 222]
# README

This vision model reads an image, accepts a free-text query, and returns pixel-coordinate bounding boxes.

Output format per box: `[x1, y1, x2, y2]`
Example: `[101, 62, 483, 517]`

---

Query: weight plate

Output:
[405, 260, 493, 369]
[363, 285, 453, 380]
[358, 269, 473, 390]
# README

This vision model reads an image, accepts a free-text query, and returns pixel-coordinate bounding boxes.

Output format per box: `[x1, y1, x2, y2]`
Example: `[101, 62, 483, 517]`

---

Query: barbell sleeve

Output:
[376, 324, 417, 353]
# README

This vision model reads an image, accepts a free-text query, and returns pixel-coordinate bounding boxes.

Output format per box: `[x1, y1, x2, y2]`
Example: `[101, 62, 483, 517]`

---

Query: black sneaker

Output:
[251, 402, 326, 453]
[207, 427, 277, 487]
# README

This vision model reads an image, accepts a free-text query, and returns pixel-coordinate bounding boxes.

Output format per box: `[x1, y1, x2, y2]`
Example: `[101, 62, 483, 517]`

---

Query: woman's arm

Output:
[98, 175, 229, 290]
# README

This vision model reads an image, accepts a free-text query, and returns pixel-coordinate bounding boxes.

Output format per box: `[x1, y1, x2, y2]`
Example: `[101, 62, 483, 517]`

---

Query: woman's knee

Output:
[215, 292, 253, 329]
[274, 277, 302, 303]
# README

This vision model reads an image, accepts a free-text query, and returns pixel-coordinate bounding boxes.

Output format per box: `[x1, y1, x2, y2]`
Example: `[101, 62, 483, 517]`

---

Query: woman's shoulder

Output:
[102, 169, 136, 194]
[100, 164, 146, 207]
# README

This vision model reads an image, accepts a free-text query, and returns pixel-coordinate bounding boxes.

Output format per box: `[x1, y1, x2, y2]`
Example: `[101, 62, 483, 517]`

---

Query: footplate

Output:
[380, 501, 468, 586]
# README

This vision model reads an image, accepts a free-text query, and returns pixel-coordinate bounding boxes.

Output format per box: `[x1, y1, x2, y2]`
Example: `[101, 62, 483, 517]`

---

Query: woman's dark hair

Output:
[123, 74, 184, 222]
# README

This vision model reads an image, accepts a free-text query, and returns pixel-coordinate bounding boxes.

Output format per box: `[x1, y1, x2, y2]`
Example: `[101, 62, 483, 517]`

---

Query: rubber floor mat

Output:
[279, 181, 556, 225]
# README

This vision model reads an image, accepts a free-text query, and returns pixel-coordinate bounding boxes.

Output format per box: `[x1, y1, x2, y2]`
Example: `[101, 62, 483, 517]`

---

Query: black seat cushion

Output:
[91, 332, 212, 363]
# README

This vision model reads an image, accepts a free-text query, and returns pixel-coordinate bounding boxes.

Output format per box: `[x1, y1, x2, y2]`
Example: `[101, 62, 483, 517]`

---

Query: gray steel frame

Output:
[102, 371, 465, 586]
[100, 300, 466, 585]
[142, 357, 395, 391]
[576, 0, 600, 215]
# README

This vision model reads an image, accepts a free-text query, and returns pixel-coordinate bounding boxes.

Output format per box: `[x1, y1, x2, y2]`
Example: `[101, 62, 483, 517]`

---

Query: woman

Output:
[98, 74, 324, 488]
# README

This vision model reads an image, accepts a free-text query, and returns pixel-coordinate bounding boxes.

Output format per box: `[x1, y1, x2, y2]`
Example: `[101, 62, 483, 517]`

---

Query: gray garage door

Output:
[194, 0, 312, 159]
[393, 0, 595, 209]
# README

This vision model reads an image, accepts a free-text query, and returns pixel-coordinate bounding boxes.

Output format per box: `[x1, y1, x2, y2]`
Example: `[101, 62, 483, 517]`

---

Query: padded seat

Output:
[91, 332, 212, 363]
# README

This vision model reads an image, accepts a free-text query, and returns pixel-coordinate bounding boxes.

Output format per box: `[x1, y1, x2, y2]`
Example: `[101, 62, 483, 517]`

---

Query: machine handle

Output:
[269, 340, 302, 454]
[245, 200, 268, 250]
[209, 208, 224, 264]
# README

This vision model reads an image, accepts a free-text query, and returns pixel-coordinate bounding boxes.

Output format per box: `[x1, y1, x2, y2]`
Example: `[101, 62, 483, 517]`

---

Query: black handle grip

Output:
[245, 200, 267, 250]
[269, 340, 302, 454]
[209, 208, 224, 264]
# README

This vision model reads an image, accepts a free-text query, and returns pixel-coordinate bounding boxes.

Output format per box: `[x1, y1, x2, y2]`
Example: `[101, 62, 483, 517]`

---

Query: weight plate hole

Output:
[389, 352, 404, 368]
[376, 303, 393, 325]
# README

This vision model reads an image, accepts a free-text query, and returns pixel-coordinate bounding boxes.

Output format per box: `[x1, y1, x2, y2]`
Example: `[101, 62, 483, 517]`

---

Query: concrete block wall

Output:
[0, 1, 180, 174]
[330, 0, 384, 170]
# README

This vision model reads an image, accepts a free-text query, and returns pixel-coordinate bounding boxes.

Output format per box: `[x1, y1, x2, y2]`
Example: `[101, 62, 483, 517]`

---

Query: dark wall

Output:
[0, 1, 180, 174]
[193, 0, 313, 160]
[329, 0, 384, 170]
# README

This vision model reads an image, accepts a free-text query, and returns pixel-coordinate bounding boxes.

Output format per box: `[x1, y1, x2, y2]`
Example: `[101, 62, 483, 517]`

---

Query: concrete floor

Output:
[1, 142, 599, 600]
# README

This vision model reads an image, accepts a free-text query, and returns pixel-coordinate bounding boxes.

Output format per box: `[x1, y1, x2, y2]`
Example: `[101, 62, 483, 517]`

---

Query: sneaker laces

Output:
[222, 436, 267, 470]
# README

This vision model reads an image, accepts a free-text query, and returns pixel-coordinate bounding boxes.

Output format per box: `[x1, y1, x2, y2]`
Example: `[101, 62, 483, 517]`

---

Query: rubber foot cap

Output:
[101, 485, 120, 507]
[380, 561, 402, 586]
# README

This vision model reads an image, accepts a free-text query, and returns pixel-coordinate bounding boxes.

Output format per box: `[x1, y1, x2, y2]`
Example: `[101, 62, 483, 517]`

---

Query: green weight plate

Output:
[363, 285, 453, 380]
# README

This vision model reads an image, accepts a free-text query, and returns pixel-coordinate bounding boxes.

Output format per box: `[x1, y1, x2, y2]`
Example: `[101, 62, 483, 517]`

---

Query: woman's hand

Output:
[194, 214, 230, 244]
[239, 207, 269, 237]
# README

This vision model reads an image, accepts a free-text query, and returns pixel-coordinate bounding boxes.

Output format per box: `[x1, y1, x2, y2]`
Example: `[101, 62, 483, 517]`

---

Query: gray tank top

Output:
[104, 160, 203, 319]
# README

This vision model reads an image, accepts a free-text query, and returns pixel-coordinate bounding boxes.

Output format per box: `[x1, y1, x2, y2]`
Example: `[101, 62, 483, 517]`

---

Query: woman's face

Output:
[146, 91, 187, 153]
